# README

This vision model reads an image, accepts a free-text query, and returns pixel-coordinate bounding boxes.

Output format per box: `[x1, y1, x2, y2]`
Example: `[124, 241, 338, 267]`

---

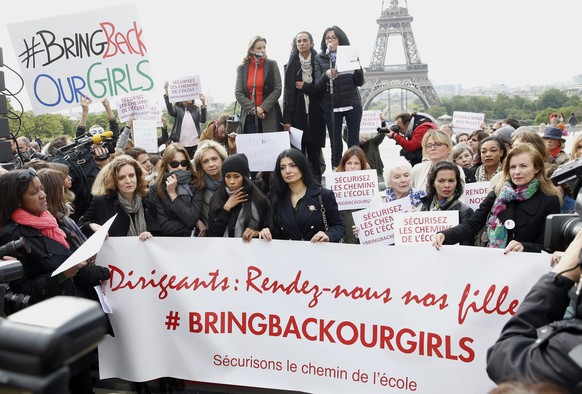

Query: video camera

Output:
[0, 260, 107, 393]
[52, 130, 114, 158]
[544, 159, 582, 252]
[0, 238, 32, 316]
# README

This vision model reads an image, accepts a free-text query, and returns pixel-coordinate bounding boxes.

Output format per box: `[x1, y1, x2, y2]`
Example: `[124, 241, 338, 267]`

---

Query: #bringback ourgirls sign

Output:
[7, 4, 154, 115]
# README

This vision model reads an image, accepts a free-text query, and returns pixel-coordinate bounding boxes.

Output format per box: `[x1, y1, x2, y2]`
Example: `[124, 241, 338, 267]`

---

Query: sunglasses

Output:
[16, 167, 37, 183]
[169, 160, 190, 169]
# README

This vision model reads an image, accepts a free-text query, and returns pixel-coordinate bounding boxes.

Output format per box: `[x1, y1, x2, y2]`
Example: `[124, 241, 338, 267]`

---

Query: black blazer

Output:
[272, 186, 345, 242]
[78, 194, 161, 237]
[440, 189, 561, 252]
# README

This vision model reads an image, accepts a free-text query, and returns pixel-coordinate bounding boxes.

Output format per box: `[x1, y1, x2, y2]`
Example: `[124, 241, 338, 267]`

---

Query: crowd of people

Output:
[1, 26, 581, 394]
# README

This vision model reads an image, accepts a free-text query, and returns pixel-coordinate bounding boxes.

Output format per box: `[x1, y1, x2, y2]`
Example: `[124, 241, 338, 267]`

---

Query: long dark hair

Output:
[319, 26, 350, 53]
[271, 148, 318, 212]
[425, 161, 464, 203]
[208, 173, 269, 234]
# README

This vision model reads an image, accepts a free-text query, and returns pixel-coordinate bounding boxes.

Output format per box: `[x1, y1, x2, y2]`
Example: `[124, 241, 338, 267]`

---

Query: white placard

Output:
[352, 198, 412, 245]
[394, 211, 459, 245]
[327, 169, 378, 210]
[52, 214, 117, 276]
[335, 45, 361, 73]
[132, 119, 159, 153]
[115, 93, 151, 122]
[359, 110, 382, 133]
[168, 75, 201, 103]
[289, 127, 303, 150]
[235, 132, 290, 172]
[464, 181, 491, 210]
[7, 4, 153, 115]
[452, 111, 485, 134]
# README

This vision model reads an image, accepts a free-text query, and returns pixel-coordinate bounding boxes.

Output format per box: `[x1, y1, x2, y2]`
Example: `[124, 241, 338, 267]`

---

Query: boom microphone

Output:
[326, 44, 333, 55]
[90, 131, 113, 144]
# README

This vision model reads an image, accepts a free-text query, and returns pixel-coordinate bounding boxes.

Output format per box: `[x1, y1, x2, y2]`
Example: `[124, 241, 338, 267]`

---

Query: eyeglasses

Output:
[169, 160, 189, 169]
[426, 143, 444, 150]
[325, 35, 337, 41]
[16, 167, 37, 183]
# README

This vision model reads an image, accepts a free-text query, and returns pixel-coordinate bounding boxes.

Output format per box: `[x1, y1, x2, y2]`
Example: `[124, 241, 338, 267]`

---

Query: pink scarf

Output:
[11, 208, 70, 249]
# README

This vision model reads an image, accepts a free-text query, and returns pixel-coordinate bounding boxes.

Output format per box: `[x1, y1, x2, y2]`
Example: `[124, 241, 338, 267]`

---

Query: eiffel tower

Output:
[360, 0, 440, 110]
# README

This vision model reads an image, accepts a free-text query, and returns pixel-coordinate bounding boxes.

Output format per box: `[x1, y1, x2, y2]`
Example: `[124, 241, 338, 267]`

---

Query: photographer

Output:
[486, 229, 582, 392]
[385, 112, 438, 166]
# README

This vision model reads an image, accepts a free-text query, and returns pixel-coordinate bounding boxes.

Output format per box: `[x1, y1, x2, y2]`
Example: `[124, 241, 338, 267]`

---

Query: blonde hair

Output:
[495, 143, 563, 204]
[91, 155, 147, 197]
[421, 129, 453, 160]
[193, 140, 228, 188]
[570, 133, 582, 161]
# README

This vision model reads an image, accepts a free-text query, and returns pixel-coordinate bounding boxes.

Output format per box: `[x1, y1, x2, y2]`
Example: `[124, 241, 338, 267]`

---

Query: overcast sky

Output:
[2, 0, 581, 113]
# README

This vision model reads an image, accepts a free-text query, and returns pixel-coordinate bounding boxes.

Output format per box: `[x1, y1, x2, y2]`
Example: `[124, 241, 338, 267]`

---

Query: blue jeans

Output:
[323, 105, 363, 167]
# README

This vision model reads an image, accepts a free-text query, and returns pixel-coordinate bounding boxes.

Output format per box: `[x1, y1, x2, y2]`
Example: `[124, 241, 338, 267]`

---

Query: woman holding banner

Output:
[207, 153, 270, 242]
[335, 146, 370, 244]
[420, 161, 473, 245]
[258, 148, 344, 243]
[432, 144, 562, 253]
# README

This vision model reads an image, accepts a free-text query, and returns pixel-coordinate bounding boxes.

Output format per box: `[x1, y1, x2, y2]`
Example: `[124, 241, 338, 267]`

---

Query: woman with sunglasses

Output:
[148, 144, 203, 237]
[79, 155, 161, 240]
[0, 168, 98, 392]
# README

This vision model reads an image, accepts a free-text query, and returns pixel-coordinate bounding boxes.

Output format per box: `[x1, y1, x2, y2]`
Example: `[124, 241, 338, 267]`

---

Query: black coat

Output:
[271, 186, 345, 242]
[148, 183, 204, 237]
[420, 198, 475, 246]
[313, 52, 364, 109]
[486, 273, 582, 391]
[78, 194, 162, 237]
[283, 50, 326, 147]
[439, 189, 561, 252]
[164, 95, 207, 145]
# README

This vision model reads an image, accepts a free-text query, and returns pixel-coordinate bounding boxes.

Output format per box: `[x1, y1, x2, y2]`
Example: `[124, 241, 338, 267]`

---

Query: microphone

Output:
[251, 52, 264, 58]
[77, 131, 114, 148]
[326, 44, 333, 55]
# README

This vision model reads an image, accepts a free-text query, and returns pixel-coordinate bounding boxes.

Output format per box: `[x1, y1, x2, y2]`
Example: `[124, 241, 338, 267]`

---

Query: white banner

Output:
[327, 170, 378, 211]
[97, 237, 549, 394]
[7, 4, 153, 115]
[235, 132, 290, 172]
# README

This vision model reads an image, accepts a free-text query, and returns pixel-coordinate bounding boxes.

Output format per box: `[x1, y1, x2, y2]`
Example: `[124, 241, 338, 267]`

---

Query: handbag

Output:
[226, 102, 242, 135]
[318, 193, 343, 242]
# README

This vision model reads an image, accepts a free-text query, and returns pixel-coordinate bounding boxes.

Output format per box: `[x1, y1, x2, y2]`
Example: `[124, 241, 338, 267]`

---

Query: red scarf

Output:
[11, 208, 70, 249]
[549, 145, 562, 158]
[247, 59, 265, 106]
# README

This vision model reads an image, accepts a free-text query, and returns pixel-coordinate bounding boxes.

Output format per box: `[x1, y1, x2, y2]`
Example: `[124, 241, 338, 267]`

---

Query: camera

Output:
[0, 237, 31, 259]
[377, 124, 400, 134]
[544, 159, 582, 252]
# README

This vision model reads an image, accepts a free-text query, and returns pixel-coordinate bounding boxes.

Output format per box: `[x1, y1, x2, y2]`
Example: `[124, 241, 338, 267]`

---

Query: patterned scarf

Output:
[11, 208, 70, 249]
[117, 192, 147, 236]
[299, 53, 313, 84]
[385, 186, 427, 208]
[485, 179, 539, 248]
[475, 163, 502, 182]
[429, 195, 456, 211]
